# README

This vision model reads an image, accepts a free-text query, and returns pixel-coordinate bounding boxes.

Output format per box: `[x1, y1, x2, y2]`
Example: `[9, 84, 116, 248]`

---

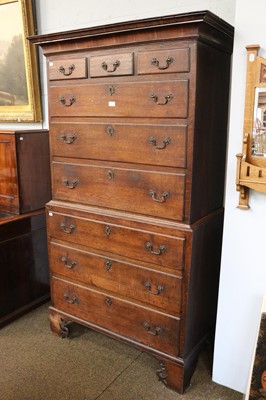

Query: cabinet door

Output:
[0, 134, 19, 212]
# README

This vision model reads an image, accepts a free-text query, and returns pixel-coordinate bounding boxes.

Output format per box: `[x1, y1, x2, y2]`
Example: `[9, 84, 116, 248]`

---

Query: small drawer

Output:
[137, 48, 190, 75]
[52, 160, 186, 221]
[90, 53, 134, 77]
[50, 122, 187, 168]
[51, 276, 180, 356]
[46, 209, 185, 272]
[50, 242, 182, 315]
[48, 58, 87, 80]
[49, 80, 188, 119]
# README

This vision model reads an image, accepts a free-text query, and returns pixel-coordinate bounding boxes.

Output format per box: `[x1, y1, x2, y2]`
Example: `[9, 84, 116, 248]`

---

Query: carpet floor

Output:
[0, 303, 243, 400]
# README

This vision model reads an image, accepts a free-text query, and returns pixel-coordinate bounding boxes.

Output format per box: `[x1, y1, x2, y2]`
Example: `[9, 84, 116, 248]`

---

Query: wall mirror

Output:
[0, 0, 41, 122]
[236, 45, 266, 208]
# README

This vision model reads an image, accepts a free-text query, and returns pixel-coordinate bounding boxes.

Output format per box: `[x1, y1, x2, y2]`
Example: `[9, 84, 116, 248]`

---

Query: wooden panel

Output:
[0, 211, 50, 328]
[51, 276, 180, 356]
[46, 209, 185, 272]
[49, 80, 189, 118]
[52, 160, 186, 221]
[137, 48, 190, 75]
[50, 122, 187, 168]
[16, 131, 51, 214]
[0, 134, 19, 211]
[48, 58, 87, 80]
[49, 241, 182, 314]
[90, 52, 133, 77]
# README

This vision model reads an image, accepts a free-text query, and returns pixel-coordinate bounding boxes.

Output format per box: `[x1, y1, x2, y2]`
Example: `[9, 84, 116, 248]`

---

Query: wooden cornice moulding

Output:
[29, 10, 234, 55]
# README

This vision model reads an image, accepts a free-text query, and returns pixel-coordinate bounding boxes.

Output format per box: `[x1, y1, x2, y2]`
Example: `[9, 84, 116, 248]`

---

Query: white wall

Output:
[213, 0, 266, 394]
[35, 0, 235, 34]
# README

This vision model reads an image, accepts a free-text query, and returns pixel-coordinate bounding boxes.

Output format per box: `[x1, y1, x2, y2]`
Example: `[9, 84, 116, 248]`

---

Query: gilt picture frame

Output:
[0, 0, 41, 122]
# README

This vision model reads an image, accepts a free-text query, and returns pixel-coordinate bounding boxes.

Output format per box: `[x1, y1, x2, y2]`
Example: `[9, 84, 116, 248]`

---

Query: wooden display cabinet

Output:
[0, 130, 51, 214]
[0, 129, 51, 327]
[0, 210, 50, 328]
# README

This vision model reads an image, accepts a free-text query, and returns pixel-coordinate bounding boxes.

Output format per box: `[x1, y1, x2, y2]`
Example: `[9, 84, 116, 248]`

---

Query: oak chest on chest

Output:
[31, 11, 234, 393]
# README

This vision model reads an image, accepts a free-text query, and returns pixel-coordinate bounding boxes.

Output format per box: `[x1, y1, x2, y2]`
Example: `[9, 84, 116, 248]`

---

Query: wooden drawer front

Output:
[50, 242, 182, 314]
[50, 123, 187, 168]
[52, 276, 180, 356]
[49, 80, 188, 119]
[137, 48, 190, 75]
[0, 134, 19, 209]
[52, 161, 186, 221]
[47, 211, 185, 272]
[48, 58, 87, 80]
[90, 53, 133, 77]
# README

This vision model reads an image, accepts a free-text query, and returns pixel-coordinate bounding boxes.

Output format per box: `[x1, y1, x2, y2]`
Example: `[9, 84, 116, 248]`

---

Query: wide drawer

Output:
[49, 80, 188, 118]
[90, 52, 134, 77]
[48, 58, 87, 80]
[50, 122, 187, 168]
[51, 276, 180, 356]
[52, 160, 186, 221]
[46, 209, 185, 272]
[50, 241, 182, 314]
[137, 48, 190, 75]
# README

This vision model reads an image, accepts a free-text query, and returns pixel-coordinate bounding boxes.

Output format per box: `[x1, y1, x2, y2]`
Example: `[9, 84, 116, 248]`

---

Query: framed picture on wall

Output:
[0, 0, 42, 122]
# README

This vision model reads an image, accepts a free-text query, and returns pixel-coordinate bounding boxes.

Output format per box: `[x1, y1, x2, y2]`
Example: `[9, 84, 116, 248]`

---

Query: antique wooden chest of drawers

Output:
[31, 11, 234, 393]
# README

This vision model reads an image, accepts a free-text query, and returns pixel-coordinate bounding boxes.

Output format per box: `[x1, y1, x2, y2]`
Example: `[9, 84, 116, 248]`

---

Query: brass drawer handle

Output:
[63, 178, 79, 189]
[151, 56, 174, 70]
[61, 256, 77, 269]
[150, 93, 173, 105]
[102, 60, 120, 73]
[60, 223, 75, 234]
[149, 190, 169, 203]
[143, 322, 162, 336]
[105, 297, 112, 306]
[145, 242, 166, 255]
[60, 133, 77, 144]
[144, 281, 164, 295]
[63, 292, 79, 304]
[59, 64, 75, 76]
[148, 137, 171, 149]
[59, 95, 76, 106]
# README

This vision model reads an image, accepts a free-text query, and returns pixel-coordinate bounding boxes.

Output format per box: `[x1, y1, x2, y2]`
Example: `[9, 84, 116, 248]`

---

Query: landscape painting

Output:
[0, 0, 41, 121]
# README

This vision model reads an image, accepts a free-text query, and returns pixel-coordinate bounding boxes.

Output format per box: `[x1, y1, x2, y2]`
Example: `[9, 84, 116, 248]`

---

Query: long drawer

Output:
[50, 241, 182, 315]
[50, 122, 187, 168]
[51, 276, 180, 356]
[52, 160, 186, 221]
[46, 209, 185, 272]
[49, 80, 188, 118]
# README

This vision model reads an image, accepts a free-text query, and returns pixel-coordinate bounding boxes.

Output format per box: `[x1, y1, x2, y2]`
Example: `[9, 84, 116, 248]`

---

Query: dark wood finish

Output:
[50, 122, 187, 168]
[31, 11, 233, 393]
[0, 130, 51, 214]
[51, 158, 186, 220]
[49, 81, 189, 119]
[49, 241, 182, 314]
[46, 204, 185, 271]
[0, 210, 50, 328]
